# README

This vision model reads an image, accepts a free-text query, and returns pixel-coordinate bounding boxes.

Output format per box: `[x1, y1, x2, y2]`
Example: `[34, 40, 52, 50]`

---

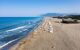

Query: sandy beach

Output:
[9, 17, 80, 50]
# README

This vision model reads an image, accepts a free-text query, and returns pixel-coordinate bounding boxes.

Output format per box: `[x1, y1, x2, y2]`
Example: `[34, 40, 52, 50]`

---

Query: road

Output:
[10, 17, 80, 50]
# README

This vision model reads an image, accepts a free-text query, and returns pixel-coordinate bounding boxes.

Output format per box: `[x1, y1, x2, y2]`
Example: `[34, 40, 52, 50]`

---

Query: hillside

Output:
[66, 15, 80, 20]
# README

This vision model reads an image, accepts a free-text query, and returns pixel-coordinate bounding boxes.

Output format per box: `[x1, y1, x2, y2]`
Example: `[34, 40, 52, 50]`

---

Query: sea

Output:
[0, 17, 43, 50]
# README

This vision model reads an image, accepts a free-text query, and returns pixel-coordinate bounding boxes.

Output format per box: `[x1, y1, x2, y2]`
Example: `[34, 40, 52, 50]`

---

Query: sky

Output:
[0, 0, 80, 17]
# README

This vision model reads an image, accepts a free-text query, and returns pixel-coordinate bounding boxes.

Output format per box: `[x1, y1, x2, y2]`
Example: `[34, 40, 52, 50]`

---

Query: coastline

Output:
[9, 17, 57, 50]
[0, 17, 43, 50]
[10, 17, 80, 50]
[9, 17, 44, 50]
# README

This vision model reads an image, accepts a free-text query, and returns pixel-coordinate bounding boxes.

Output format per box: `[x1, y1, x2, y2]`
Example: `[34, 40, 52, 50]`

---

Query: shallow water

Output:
[0, 17, 42, 49]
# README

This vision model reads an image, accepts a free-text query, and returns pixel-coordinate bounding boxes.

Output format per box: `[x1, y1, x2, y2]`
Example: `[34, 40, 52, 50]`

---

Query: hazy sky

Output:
[0, 0, 80, 17]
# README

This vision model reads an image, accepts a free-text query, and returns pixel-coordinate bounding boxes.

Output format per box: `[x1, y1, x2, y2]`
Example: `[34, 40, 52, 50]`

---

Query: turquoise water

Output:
[0, 17, 42, 48]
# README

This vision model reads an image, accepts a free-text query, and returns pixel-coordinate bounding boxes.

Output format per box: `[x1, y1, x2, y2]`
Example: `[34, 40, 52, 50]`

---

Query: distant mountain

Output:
[41, 13, 64, 17]
[40, 13, 80, 17]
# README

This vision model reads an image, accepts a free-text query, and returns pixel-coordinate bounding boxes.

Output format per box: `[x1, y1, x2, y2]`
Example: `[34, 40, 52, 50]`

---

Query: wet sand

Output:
[10, 17, 80, 50]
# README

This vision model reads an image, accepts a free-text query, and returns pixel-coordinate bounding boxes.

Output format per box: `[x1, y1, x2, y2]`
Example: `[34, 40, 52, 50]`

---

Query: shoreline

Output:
[9, 17, 44, 50]
[9, 17, 53, 50]
[10, 17, 80, 50]
[0, 18, 44, 50]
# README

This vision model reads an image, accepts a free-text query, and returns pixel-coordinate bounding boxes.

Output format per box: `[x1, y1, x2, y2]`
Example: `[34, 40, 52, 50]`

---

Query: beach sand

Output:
[9, 17, 80, 50]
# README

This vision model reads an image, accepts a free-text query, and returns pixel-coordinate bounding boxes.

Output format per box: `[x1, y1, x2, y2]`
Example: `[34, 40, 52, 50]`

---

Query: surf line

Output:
[0, 38, 20, 49]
